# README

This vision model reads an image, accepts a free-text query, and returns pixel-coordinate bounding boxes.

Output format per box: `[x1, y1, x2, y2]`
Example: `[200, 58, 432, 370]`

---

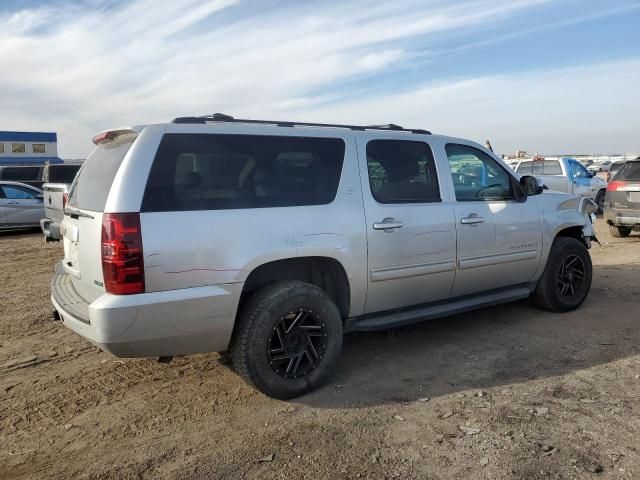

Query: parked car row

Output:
[0, 164, 81, 236]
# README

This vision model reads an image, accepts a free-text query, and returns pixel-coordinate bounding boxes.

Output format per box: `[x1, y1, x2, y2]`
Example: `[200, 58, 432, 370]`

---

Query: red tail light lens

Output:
[62, 193, 68, 209]
[101, 213, 145, 295]
[607, 181, 627, 192]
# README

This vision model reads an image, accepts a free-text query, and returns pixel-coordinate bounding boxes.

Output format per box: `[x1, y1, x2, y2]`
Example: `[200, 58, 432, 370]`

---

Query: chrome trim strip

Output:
[459, 249, 538, 270]
[370, 260, 455, 282]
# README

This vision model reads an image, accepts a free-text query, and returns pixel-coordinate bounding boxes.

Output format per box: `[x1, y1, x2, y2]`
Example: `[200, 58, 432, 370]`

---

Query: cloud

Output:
[0, 0, 637, 157]
[292, 58, 640, 155]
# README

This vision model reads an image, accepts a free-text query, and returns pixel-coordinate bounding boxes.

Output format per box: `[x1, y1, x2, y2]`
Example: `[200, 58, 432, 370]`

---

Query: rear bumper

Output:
[604, 208, 640, 227]
[40, 218, 61, 241]
[51, 262, 242, 357]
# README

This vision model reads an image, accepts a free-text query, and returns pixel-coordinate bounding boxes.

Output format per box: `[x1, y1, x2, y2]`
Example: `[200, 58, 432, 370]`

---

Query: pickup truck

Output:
[40, 164, 82, 241]
[515, 157, 607, 212]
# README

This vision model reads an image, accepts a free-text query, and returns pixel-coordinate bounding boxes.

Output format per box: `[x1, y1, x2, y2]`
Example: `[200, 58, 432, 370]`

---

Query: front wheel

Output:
[231, 281, 343, 399]
[533, 237, 592, 312]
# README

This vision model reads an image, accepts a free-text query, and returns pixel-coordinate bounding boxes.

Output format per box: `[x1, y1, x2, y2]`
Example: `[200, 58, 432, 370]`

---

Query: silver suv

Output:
[52, 114, 597, 399]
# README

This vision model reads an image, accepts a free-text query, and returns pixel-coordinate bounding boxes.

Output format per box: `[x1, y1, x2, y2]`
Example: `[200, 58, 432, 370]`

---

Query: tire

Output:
[231, 281, 343, 399]
[533, 237, 592, 313]
[594, 190, 605, 214]
[608, 224, 632, 238]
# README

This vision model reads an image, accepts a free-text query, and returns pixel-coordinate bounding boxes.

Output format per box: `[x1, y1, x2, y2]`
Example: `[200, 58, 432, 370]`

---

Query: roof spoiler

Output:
[92, 127, 142, 145]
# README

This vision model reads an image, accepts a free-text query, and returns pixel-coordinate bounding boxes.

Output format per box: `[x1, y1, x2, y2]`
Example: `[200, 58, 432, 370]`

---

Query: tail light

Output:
[62, 193, 68, 209]
[607, 181, 628, 192]
[101, 213, 145, 295]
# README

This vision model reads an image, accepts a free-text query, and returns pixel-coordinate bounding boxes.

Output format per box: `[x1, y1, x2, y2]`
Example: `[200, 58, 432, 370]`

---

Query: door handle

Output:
[461, 214, 485, 225]
[6, 202, 19, 205]
[373, 218, 404, 231]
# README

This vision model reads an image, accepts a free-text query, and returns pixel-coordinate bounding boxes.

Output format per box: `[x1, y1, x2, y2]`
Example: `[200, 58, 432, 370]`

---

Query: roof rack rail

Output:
[171, 113, 431, 135]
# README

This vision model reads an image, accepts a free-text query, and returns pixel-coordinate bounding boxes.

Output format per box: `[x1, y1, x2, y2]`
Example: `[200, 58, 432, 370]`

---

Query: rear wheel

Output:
[608, 224, 632, 238]
[231, 281, 343, 399]
[533, 237, 592, 312]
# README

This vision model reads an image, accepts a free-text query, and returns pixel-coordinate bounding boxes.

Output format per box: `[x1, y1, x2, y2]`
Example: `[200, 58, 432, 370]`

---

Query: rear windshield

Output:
[46, 164, 81, 183]
[0, 166, 41, 181]
[616, 161, 640, 181]
[141, 134, 345, 212]
[67, 134, 136, 212]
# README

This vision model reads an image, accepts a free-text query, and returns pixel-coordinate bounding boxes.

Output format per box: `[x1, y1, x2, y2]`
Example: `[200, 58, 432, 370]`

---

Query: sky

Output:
[1, 0, 639, 158]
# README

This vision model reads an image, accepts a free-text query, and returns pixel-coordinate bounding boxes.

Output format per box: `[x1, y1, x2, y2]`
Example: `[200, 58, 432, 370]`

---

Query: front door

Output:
[0, 184, 44, 225]
[567, 159, 598, 198]
[445, 144, 542, 297]
[359, 136, 457, 314]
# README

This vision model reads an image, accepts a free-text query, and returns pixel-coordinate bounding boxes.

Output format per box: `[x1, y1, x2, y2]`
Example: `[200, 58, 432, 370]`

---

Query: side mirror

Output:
[520, 175, 543, 196]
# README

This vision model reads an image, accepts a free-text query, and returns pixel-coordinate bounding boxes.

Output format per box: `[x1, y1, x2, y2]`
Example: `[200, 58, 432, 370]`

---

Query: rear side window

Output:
[47, 165, 81, 183]
[616, 161, 640, 181]
[142, 134, 345, 212]
[366, 140, 440, 203]
[67, 134, 136, 212]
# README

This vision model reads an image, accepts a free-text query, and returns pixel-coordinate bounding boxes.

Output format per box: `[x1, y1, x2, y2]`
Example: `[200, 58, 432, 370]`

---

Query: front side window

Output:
[12, 143, 25, 153]
[366, 140, 440, 204]
[446, 144, 514, 201]
[569, 160, 590, 178]
[142, 134, 345, 212]
[32, 143, 45, 153]
[1, 185, 39, 199]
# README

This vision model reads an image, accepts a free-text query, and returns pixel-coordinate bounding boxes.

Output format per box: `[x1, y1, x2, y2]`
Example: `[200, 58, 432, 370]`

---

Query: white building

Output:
[0, 131, 63, 165]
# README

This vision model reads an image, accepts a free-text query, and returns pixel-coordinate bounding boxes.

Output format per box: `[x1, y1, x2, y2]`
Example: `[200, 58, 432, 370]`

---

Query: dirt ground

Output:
[1, 218, 639, 480]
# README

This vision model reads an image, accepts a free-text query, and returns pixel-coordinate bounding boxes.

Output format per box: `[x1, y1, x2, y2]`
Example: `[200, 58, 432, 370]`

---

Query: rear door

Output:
[0, 184, 44, 225]
[445, 143, 542, 296]
[358, 135, 456, 314]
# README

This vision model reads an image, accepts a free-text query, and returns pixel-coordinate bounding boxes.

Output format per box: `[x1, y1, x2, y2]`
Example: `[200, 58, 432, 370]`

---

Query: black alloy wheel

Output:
[556, 254, 586, 298]
[267, 308, 328, 379]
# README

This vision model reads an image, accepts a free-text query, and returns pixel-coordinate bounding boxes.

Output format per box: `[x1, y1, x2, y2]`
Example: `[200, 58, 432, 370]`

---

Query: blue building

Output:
[0, 131, 63, 165]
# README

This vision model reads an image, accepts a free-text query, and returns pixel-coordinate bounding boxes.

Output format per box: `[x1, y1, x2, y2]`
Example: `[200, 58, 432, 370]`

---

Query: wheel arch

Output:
[240, 256, 351, 319]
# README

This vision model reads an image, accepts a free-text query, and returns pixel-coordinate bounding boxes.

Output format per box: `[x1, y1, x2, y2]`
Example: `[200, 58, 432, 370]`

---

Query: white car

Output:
[515, 157, 607, 212]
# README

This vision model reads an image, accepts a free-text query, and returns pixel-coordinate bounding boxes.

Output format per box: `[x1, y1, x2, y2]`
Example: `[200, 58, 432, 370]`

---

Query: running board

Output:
[346, 286, 532, 332]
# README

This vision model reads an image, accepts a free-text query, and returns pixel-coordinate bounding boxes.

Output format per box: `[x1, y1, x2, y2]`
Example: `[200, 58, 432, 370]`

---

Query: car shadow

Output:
[301, 262, 640, 408]
[0, 227, 42, 238]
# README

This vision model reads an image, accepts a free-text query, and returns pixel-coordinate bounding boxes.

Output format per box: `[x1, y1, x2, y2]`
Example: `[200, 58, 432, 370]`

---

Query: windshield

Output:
[67, 134, 137, 212]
